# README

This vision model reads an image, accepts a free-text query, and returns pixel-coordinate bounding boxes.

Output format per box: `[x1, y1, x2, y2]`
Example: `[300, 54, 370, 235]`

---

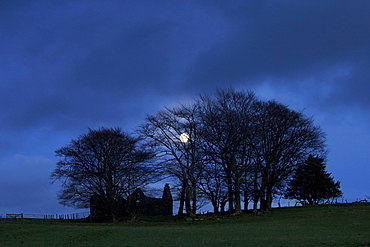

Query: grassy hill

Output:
[1, 203, 369, 246]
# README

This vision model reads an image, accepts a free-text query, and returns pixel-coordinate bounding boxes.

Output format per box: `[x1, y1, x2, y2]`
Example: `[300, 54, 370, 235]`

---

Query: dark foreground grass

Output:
[1, 203, 369, 247]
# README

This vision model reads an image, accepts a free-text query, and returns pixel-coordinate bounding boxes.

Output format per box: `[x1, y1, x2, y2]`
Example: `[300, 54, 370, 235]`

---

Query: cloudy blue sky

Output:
[1, 0, 369, 215]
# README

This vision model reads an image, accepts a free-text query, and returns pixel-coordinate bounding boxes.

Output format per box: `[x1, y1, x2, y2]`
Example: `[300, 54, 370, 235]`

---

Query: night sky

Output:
[1, 1, 369, 215]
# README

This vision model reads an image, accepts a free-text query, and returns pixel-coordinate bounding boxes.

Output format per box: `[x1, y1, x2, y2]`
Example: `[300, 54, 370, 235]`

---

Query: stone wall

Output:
[90, 184, 173, 219]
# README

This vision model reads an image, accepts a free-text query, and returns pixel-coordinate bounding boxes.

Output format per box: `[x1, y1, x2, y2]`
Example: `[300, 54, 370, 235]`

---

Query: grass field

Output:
[1, 203, 369, 246]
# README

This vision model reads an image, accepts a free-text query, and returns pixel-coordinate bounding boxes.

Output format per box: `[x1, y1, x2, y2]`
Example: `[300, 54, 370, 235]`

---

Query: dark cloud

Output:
[72, 22, 173, 93]
[0, 0, 217, 133]
[331, 61, 370, 109]
[186, 1, 370, 109]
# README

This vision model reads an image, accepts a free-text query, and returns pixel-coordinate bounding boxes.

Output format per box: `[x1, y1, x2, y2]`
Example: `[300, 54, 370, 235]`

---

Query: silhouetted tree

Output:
[139, 104, 204, 218]
[251, 100, 326, 212]
[197, 89, 257, 214]
[198, 160, 229, 213]
[51, 127, 157, 221]
[285, 155, 342, 205]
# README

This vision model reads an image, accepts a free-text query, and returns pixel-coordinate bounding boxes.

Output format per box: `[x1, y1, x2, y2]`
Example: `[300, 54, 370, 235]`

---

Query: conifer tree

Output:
[285, 155, 342, 205]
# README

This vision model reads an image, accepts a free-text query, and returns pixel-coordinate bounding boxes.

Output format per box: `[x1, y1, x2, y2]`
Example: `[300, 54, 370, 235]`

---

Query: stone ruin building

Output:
[90, 184, 173, 220]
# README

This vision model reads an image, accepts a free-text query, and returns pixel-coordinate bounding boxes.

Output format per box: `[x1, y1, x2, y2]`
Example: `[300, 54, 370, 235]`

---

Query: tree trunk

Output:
[253, 196, 259, 214]
[212, 201, 219, 214]
[266, 186, 273, 211]
[177, 184, 186, 218]
[185, 186, 196, 218]
[260, 188, 266, 212]
[252, 167, 260, 214]
[260, 166, 270, 212]
[234, 177, 242, 214]
[244, 195, 249, 211]
[227, 175, 234, 212]
[191, 185, 197, 214]
[220, 199, 226, 213]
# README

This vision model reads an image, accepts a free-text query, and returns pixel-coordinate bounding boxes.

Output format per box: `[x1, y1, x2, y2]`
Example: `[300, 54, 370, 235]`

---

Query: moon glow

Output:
[179, 133, 189, 143]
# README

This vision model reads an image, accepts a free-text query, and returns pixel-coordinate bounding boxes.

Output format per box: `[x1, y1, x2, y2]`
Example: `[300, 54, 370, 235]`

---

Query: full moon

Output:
[179, 132, 189, 143]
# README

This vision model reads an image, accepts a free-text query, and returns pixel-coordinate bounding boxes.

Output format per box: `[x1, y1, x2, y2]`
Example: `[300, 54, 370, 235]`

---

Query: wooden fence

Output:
[1, 212, 89, 220]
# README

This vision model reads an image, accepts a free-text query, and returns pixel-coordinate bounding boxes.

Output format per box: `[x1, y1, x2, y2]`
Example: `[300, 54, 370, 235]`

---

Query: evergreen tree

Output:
[285, 155, 342, 205]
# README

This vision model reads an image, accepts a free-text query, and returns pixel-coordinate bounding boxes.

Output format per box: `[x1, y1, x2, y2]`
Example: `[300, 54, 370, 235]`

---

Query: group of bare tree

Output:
[52, 88, 326, 220]
[139, 88, 326, 216]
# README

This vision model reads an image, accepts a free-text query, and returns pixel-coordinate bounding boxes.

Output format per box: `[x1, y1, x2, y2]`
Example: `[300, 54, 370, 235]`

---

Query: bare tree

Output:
[197, 89, 257, 214]
[198, 160, 229, 213]
[252, 100, 326, 212]
[51, 127, 157, 221]
[139, 104, 204, 218]
[196, 91, 326, 214]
